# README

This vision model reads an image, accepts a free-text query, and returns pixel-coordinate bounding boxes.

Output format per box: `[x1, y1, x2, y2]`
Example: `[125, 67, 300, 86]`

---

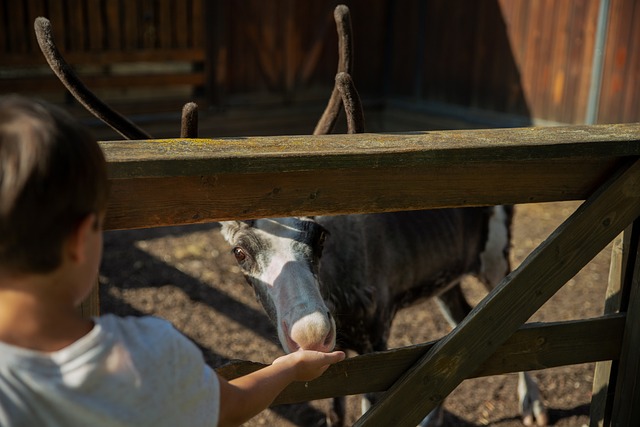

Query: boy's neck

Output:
[0, 272, 94, 352]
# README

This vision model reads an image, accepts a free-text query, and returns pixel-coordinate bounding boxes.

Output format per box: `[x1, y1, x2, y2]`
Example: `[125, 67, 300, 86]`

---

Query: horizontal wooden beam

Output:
[214, 314, 625, 406]
[101, 123, 640, 230]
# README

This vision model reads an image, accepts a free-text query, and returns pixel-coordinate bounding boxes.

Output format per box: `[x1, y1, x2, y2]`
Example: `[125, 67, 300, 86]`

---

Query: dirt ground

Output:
[99, 200, 612, 426]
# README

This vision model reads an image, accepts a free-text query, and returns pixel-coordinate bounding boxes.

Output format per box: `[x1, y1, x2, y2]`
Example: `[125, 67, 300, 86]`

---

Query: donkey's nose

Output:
[289, 311, 336, 352]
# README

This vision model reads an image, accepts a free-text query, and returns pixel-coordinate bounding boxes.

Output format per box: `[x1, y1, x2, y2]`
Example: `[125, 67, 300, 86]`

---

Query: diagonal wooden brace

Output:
[355, 157, 640, 427]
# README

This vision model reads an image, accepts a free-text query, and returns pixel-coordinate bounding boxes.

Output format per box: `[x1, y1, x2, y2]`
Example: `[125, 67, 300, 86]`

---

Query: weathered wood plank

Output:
[0, 0, 6, 52]
[123, 1, 139, 50]
[590, 223, 640, 427]
[100, 124, 640, 230]
[7, 1, 27, 53]
[598, 0, 640, 124]
[47, 1, 67, 53]
[141, 0, 156, 49]
[67, 0, 86, 52]
[103, 124, 640, 178]
[192, 0, 205, 49]
[610, 235, 640, 425]
[25, 0, 46, 53]
[590, 233, 623, 427]
[158, 0, 172, 49]
[354, 157, 640, 426]
[175, 0, 189, 48]
[104, 0, 122, 50]
[87, 0, 103, 51]
[103, 158, 617, 230]
[214, 314, 625, 406]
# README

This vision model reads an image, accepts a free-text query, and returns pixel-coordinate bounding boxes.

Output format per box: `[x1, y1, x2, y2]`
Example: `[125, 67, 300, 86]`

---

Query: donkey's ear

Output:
[219, 221, 243, 243]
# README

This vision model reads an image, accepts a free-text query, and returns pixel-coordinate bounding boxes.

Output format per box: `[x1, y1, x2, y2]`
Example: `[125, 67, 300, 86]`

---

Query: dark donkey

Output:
[34, 6, 547, 426]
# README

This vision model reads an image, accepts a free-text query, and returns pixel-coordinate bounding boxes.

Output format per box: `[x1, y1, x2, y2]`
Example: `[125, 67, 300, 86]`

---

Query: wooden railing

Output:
[95, 123, 640, 426]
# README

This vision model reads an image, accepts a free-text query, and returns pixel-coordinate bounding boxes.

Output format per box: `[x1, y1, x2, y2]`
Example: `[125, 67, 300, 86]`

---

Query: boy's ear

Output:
[66, 214, 97, 263]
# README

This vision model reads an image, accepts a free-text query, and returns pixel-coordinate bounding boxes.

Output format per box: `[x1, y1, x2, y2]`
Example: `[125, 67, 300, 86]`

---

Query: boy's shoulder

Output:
[95, 314, 187, 349]
[96, 313, 174, 331]
[95, 314, 208, 370]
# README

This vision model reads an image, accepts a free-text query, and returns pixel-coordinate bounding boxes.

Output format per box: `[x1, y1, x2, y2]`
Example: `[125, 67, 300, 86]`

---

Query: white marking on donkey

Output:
[221, 206, 549, 426]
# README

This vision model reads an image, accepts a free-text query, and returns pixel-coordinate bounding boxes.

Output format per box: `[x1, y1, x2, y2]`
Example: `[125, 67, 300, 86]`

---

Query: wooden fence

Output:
[90, 123, 640, 426]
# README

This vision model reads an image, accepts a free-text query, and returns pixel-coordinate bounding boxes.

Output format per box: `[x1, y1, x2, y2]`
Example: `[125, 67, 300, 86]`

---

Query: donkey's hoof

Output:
[521, 395, 548, 426]
[417, 405, 444, 427]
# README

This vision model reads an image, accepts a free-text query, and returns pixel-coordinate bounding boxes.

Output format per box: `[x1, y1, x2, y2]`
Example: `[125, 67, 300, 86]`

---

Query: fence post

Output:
[609, 222, 640, 425]
[590, 231, 624, 425]
[590, 221, 640, 426]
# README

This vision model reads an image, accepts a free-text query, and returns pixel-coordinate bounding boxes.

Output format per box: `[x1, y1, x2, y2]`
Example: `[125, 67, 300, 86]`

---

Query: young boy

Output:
[0, 95, 345, 427]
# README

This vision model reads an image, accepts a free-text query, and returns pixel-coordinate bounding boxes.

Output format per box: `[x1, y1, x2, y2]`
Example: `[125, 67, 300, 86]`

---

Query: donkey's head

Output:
[220, 217, 336, 353]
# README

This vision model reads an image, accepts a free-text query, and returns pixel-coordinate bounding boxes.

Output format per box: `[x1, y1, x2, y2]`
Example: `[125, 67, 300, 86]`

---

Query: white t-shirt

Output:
[0, 315, 219, 427]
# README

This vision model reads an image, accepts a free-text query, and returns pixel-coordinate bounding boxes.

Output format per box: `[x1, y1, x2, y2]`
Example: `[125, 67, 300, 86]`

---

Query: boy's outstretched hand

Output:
[273, 350, 346, 382]
[218, 349, 345, 427]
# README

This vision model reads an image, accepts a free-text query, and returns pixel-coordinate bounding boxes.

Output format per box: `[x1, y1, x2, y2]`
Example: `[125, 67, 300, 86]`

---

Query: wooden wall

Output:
[385, 0, 531, 117]
[208, 0, 638, 125]
[497, 0, 599, 123]
[384, 0, 637, 124]
[209, 1, 340, 103]
[1, 0, 637, 125]
[0, 0, 206, 104]
[597, 0, 640, 124]
[207, 0, 392, 107]
[0, 0, 204, 65]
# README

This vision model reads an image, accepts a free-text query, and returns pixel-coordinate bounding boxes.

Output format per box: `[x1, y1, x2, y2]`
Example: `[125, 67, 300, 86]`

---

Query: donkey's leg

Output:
[361, 341, 387, 417]
[477, 205, 548, 426]
[417, 404, 445, 427]
[518, 372, 548, 426]
[474, 279, 548, 427]
[328, 395, 346, 427]
[438, 285, 554, 427]
[435, 283, 473, 328]
[434, 284, 549, 426]
[409, 283, 473, 427]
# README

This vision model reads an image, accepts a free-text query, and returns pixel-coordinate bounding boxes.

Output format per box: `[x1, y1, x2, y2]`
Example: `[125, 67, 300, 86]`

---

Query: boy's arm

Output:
[217, 350, 345, 427]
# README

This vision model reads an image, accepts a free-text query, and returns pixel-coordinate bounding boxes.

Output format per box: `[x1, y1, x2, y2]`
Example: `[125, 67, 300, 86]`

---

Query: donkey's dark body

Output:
[317, 208, 503, 355]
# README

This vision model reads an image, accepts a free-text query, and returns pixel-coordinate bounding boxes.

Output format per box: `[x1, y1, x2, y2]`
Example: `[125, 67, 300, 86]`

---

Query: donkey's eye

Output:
[232, 247, 247, 262]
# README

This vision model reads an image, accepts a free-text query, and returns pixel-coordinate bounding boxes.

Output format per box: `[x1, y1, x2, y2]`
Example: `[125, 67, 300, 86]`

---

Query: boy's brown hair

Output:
[0, 95, 109, 274]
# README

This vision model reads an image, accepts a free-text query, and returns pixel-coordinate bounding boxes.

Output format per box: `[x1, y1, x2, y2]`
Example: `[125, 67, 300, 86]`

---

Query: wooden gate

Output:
[93, 123, 640, 426]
